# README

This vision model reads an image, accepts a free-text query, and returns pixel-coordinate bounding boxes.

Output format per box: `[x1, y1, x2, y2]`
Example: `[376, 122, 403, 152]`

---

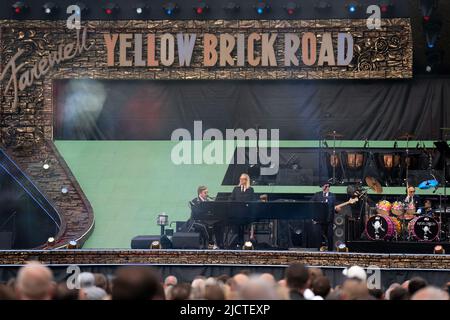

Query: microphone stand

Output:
[405, 136, 410, 187]
[443, 145, 448, 241]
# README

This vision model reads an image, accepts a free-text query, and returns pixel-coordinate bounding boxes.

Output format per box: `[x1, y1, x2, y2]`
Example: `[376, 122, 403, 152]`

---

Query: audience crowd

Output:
[0, 261, 448, 300]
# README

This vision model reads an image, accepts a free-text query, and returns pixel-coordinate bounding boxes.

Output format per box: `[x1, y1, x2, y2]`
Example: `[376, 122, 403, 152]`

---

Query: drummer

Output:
[404, 185, 422, 210]
[418, 199, 434, 217]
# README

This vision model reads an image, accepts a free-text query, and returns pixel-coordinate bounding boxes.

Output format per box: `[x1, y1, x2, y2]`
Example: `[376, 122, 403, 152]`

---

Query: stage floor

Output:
[1, 249, 449, 269]
[348, 241, 450, 254]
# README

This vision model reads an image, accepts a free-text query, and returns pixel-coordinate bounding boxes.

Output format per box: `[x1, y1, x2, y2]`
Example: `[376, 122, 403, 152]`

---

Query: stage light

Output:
[424, 21, 441, 49]
[223, 2, 240, 13]
[43, 2, 58, 15]
[315, 1, 331, 11]
[150, 240, 162, 249]
[103, 3, 119, 16]
[43, 163, 50, 170]
[157, 213, 169, 227]
[242, 241, 254, 250]
[337, 243, 349, 252]
[61, 187, 69, 194]
[163, 2, 179, 16]
[12, 1, 28, 15]
[379, 1, 393, 13]
[67, 240, 78, 249]
[420, 0, 436, 23]
[434, 245, 445, 254]
[347, 2, 358, 13]
[194, 0, 208, 15]
[157, 213, 169, 236]
[254, 1, 270, 15]
[134, 3, 149, 15]
[47, 237, 55, 247]
[284, 2, 298, 15]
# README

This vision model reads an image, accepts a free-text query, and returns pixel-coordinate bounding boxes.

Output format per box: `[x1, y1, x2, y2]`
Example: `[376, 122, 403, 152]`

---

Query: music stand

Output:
[434, 140, 450, 234]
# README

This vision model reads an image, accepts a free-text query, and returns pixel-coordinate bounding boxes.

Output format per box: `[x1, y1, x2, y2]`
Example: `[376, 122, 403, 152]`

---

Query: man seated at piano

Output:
[230, 173, 255, 202]
[189, 185, 210, 208]
[185, 186, 214, 248]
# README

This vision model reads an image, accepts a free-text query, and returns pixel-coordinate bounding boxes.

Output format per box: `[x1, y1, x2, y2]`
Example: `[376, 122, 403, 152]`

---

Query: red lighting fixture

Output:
[420, 0, 436, 23]
[284, 2, 298, 15]
[103, 3, 119, 16]
[379, 1, 393, 13]
[12, 1, 28, 15]
[194, 1, 208, 15]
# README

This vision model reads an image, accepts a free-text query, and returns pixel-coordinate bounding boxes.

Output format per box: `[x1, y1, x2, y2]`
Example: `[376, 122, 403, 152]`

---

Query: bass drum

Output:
[408, 216, 440, 242]
[365, 215, 396, 240]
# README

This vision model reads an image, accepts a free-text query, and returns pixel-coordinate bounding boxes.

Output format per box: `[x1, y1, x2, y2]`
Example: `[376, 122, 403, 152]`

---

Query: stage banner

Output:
[100, 19, 413, 79]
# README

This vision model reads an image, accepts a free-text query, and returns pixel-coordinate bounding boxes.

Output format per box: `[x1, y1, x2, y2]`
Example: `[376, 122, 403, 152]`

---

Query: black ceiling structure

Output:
[0, 0, 448, 74]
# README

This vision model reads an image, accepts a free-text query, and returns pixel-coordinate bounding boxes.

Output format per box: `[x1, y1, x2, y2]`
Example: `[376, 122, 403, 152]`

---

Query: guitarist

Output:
[311, 182, 337, 251]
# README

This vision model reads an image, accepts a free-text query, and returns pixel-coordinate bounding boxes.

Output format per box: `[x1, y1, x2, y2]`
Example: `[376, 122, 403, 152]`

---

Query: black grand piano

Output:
[192, 200, 328, 223]
[190, 200, 328, 249]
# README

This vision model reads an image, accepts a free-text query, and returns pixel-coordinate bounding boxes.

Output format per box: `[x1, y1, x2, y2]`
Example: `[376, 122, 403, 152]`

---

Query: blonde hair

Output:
[239, 173, 251, 189]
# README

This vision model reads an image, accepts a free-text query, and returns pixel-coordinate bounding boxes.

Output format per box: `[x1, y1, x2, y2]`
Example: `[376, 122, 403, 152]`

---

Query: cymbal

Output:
[365, 176, 383, 194]
[397, 132, 416, 140]
[324, 131, 344, 138]
[418, 179, 439, 190]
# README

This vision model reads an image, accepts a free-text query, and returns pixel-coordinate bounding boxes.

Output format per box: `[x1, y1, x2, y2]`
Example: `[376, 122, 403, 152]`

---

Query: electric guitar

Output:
[334, 197, 359, 212]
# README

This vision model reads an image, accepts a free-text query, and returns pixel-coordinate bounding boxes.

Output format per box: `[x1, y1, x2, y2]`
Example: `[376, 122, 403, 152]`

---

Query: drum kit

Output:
[366, 199, 441, 242]
[320, 129, 450, 243]
[364, 175, 446, 242]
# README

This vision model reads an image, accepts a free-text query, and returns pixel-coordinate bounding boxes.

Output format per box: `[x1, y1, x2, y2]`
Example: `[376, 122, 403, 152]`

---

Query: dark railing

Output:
[0, 149, 61, 249]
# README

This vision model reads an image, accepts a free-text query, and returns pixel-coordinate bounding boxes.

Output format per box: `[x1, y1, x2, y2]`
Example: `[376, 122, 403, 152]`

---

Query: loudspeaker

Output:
[175, 221, 187, 232]
[0, 232, 12, 249]
[333, 207, 351, 250]
[172, 232, 201, 249]
[131, 235, 172, 249]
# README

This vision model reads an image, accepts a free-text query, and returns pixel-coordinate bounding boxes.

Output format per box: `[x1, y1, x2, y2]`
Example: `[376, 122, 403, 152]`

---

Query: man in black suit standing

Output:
[229, 174, 255, 248]
[311, 182, 336, 251]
